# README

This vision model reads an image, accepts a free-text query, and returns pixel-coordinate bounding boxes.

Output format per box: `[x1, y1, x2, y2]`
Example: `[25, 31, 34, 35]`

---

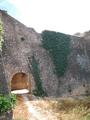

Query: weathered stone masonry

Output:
[0, 10, 90, 96]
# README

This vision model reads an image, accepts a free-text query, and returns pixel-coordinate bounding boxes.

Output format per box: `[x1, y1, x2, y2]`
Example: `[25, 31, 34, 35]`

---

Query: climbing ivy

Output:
[0, 19, 4, 51]
[42, 30, 71, 77]
[30, 56, 47, 97]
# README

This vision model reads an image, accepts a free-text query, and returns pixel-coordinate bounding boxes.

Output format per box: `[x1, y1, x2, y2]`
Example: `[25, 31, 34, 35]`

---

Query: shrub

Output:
[0, 93, 16, 114]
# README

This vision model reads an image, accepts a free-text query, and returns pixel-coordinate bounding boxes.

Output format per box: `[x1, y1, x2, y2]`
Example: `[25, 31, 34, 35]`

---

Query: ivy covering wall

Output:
[42, 30, 71, 77]
[30, 56, 47, 97]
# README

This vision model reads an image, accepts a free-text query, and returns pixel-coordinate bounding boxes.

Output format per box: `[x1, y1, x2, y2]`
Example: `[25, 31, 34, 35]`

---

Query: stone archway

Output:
[11, 72, 30, 91]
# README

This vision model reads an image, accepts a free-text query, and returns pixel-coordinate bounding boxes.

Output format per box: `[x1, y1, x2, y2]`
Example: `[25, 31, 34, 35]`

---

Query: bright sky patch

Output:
[0, 0, 90, 34]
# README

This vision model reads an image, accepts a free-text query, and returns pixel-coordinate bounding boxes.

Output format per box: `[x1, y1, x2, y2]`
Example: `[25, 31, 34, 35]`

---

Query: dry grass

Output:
[33, 96, 90, 120]
[12, 95, 90, 120]
[13, 95, 30, 120]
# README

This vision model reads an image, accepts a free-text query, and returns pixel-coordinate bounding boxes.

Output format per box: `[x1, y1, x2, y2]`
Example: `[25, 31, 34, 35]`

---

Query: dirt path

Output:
[13, 94, 58, 120]
[24, 95, 58, 120]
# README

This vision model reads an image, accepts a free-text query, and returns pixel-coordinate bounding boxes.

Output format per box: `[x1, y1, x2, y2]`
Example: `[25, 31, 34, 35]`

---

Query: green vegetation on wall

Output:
[42, 30, 71, 77]
[0, 19, 4, 51]
[0, 18, 9, 95]
[30, 55, 47, 97]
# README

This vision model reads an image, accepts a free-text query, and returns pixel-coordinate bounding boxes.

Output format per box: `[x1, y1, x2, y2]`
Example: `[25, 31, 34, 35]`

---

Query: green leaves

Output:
[30, 56, 47, 97]
[42, 30, 71, 77]
[0, 94, 16, 114]
[0, 19, 4, 51]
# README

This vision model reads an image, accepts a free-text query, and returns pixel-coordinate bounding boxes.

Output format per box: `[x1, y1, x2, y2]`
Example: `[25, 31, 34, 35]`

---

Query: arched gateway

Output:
[11, 72, 31, 94]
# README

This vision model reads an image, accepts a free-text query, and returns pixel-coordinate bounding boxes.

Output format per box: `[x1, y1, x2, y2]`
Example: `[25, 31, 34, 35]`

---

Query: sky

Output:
[0, 0, 90, 34]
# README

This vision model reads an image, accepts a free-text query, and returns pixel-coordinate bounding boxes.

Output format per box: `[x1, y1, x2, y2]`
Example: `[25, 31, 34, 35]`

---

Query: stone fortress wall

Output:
[0, 10, 90, 96]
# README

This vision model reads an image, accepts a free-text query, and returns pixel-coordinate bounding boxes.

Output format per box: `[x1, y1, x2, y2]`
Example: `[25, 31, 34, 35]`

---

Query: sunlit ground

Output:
[13, 95, 30, 120]
[13, 95, 90, 120]
[11, 89, 29, 94]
